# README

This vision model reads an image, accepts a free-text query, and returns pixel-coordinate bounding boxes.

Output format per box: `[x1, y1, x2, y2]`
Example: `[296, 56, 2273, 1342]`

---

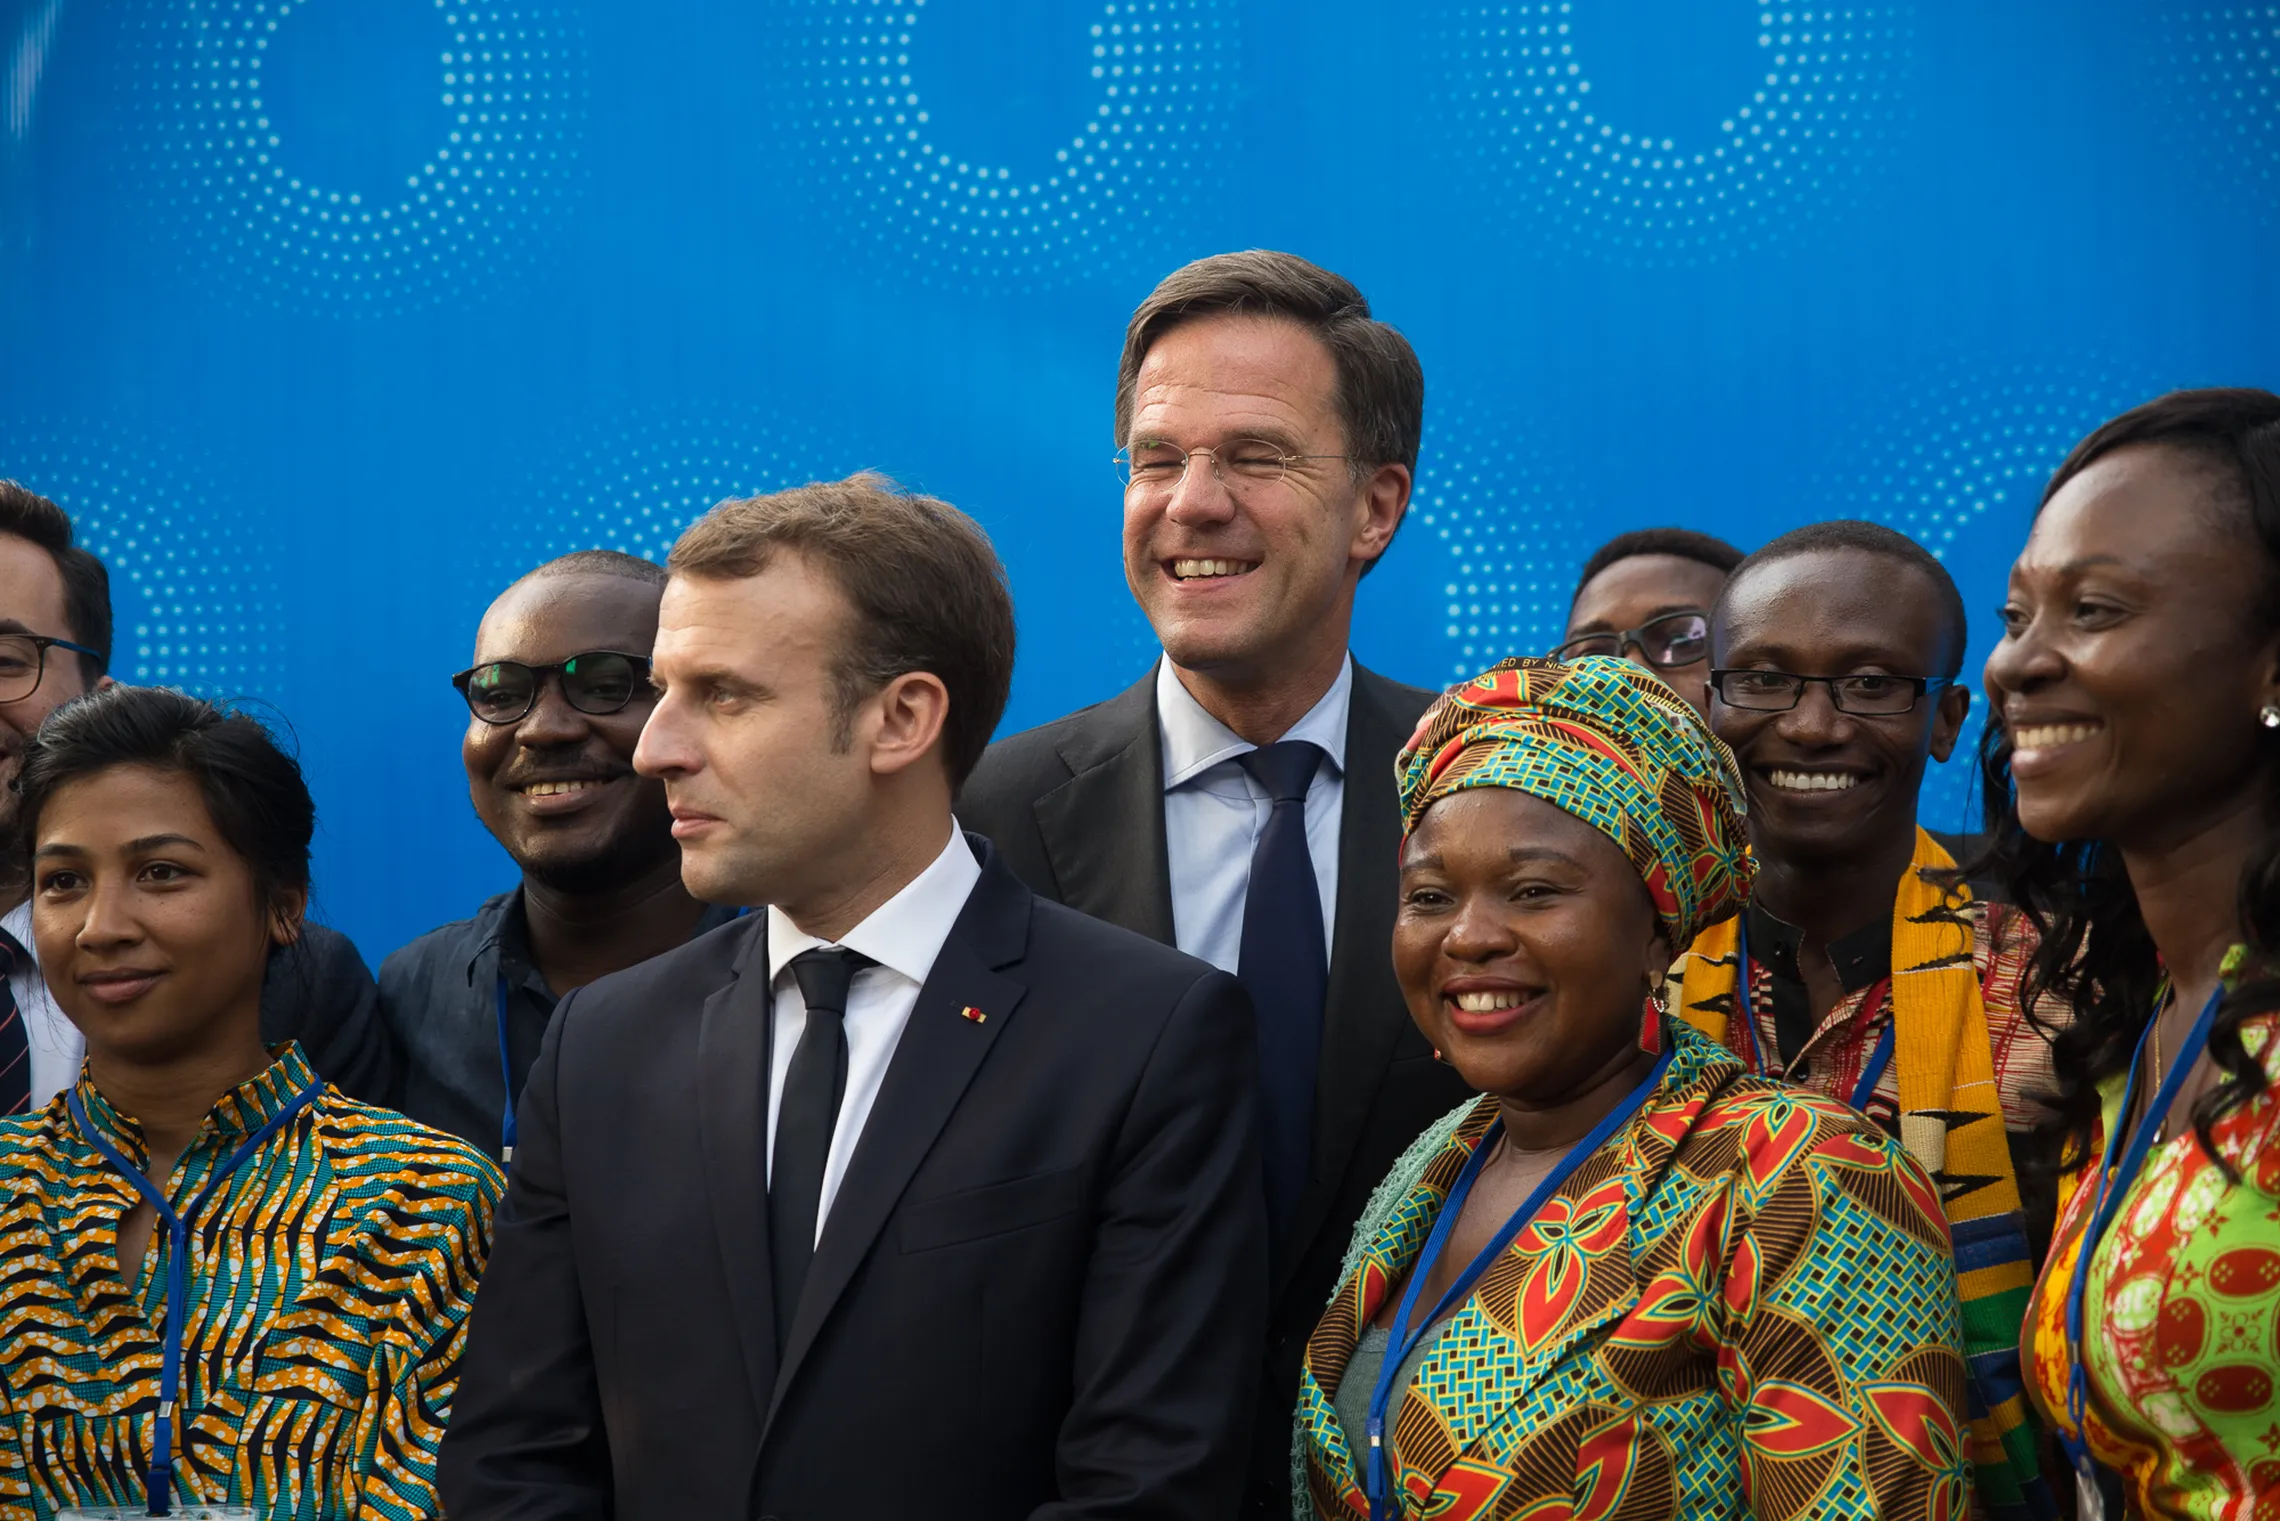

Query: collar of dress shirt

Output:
[2, 899, 33, 964]
[764, 823, 984, 989]
[1155, 652, 1353, 792]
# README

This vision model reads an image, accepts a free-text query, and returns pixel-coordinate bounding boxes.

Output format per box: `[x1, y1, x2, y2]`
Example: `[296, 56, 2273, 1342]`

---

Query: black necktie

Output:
[0, 928, 27, 1116]
[771, 946, 873, 1344]
[1234, 740, 1328, 1234]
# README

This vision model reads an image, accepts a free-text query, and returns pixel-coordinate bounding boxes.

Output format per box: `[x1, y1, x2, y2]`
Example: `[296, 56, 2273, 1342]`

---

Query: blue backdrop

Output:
[3, 0, 2275, 962]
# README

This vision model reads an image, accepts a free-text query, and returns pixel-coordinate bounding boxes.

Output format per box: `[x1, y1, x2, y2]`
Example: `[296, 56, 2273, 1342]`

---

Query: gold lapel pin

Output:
[958, 1006, 987, 1024]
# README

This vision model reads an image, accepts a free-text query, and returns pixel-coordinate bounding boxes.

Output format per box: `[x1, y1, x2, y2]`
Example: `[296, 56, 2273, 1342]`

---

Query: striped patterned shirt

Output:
[0, 1043, 503, 1520]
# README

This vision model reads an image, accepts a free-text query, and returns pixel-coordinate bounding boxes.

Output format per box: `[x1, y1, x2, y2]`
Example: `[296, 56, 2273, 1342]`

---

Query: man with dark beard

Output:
[379, 552, 735, 1157]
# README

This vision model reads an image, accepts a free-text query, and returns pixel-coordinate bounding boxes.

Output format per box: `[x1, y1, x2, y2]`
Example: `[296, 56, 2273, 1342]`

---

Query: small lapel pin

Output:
[958, 1006, 987, 1024]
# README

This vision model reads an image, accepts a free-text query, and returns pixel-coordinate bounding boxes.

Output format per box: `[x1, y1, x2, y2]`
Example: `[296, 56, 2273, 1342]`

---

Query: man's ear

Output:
[1928, 683, 1972, 764]
[868, 670, 953, 780]
[93, 674, 115, 695]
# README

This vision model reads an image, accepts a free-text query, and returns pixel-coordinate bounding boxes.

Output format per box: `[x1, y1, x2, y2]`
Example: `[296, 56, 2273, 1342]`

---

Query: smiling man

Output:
[958, 249, 1472, 1517]
[377, 551, 735, 1156]
[1664, 519, 2067, 1521]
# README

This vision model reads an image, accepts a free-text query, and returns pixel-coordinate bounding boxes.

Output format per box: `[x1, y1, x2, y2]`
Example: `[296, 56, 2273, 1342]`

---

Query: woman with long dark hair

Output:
[0, 686, 501, 1519]
[1983, 388, 2280, 1519]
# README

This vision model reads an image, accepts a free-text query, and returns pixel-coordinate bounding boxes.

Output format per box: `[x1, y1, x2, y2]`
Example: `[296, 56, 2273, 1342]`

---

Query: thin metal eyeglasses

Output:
[0, 632, 106, 703]
[453, 651, 654, 725]
[1114, 439, 1350, 493]
[1552, 610, 1710, 670]
[1709, 668, 1954, 716]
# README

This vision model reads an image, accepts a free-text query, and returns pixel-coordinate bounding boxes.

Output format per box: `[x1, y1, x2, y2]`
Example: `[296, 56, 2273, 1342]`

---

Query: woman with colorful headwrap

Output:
[1293, 656, 1971, 1521]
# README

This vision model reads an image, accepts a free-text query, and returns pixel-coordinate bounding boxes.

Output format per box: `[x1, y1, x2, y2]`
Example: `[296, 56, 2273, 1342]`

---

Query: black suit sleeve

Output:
[440, 988, 613, 1520]
[260, 923, 397, 1105]
[1044, 967, 1269, 1520]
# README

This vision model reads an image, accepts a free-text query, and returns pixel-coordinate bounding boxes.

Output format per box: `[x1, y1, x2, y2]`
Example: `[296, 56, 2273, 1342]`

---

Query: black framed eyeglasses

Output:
[1710, 669, 1954, 716]
[1114, 438, 1351, 494]
[1551, 610, 1710, 670]
[452, 651, 654, 725]
[0, 632, 105, 702]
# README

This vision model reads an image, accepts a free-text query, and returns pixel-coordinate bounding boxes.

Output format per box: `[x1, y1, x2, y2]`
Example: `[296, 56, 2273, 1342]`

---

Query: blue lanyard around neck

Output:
[1734, 917, 1895, 1110]
[69, 1075, 325, 1517]
[494, 972, 517, 1163]
[2059, 982, 2224, 1484]
[1363, 1043, 1673, 1521]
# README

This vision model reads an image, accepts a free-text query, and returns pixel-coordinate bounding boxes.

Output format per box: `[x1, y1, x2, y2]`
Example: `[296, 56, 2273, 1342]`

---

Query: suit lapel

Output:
[763, 847, 1032, 1432]
[694, 917, 779, 1415]
[1031, 669, 1175, 943]
[1280, 663, 1431, 1288]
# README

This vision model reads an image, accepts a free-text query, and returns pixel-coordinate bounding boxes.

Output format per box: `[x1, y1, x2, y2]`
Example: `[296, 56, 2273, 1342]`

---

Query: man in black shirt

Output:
[378, 552, 733, 1156]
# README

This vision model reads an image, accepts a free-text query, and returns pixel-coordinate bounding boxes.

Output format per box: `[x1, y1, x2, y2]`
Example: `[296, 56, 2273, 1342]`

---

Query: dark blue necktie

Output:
[0, 929, 26, 1115]
[1235, 740, 1328, 1234]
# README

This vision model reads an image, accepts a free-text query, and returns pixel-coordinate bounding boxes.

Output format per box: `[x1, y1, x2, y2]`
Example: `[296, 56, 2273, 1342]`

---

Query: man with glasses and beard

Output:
[1662, 519, 2068, 1520]
[378, 551, 735, 1158]
[0, 478, 391, 1112]
[1554, 527, 1744, 718]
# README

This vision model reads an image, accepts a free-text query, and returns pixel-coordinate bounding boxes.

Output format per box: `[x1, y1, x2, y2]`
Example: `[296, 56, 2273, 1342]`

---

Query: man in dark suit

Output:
[440, 474, 1269, 1520]
[960, 251, 1475, 1517]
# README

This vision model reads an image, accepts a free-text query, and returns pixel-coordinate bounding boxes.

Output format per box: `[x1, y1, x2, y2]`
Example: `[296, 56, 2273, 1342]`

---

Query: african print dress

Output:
[1296, 1019, 1971, 1521]
[0, 1043, 503, 1520]
[2022, 1002, 2280, 1519]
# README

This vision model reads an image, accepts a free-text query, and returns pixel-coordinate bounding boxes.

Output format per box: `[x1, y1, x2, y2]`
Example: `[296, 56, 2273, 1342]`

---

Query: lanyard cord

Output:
[2060, 982, 2224, 1478]
[1363, 1042, 1674, 1521]
[1735, 918, 1895, 1108]
[494, 972, 517, 1164]
[69, 1076, 325, 1517]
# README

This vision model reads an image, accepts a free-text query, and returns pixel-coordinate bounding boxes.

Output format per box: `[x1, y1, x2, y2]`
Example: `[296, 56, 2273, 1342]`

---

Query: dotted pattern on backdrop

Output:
[1412, 406, 1592, 682]
[781, 0, 1232, 289]
[480, 410, 843, 603]
[1437, 2, 1914, 265]
[1830, 357, 2148, 830]
[124, 0, 586, 314]
[2161, 6, 2280, 216]
[9, 420, 281, 697]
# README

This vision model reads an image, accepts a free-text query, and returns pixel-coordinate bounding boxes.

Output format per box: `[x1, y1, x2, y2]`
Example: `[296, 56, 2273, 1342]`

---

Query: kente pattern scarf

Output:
[1670, 827, 2052, 1521]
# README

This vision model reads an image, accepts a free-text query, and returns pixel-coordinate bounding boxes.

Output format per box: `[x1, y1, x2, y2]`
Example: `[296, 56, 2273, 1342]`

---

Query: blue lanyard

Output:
[2059, 983, 2223, 1484]
[494, 972, 517, 1164]
[1735, 918, 1895, 1109]
[1363, 1043, 1673, 1521]
[69, 1076, 325, 1516]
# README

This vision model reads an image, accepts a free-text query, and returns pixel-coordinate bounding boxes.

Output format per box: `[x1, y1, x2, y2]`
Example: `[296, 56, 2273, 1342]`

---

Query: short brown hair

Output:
[668, 473, 1016, 788]
[1114, 250, 1425, 477]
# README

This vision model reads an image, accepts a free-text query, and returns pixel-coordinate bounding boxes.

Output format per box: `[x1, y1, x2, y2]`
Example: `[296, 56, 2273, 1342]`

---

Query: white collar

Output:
[1155, 654, 1353, 792]
[765, 824, 982, 988]
[2, 899, 35, 962]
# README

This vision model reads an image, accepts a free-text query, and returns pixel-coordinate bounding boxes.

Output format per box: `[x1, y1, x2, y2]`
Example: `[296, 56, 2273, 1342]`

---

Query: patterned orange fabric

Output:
[2022, 1003, 2280, 1519]
[1395, 656, 1754, 949]
[1297, 1019, 1970, 1521]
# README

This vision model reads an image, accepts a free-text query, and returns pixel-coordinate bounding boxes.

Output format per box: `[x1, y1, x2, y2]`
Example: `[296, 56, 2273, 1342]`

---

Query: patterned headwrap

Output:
[1395, 655, 1755, 948]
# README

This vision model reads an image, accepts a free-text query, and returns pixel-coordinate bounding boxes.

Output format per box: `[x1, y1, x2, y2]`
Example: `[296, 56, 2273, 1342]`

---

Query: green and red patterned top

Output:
[1295, 1018, 1971, 1521]
[2022, 980, 2280, 1519]
[0, 1043, 503, 1520]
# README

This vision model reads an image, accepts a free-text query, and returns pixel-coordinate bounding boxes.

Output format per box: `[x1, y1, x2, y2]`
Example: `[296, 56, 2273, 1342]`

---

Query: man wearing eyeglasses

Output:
[0, 478, 393, 1112]
[377, 551, 735, 1155]
[959, 249, 1473, 1517]
[1662, 518, 2067, 1520]
[1555, 527, 1744, 717]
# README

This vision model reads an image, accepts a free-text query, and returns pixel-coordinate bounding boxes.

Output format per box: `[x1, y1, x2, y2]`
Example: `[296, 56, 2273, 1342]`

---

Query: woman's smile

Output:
[1440, 977, 1545, 1037]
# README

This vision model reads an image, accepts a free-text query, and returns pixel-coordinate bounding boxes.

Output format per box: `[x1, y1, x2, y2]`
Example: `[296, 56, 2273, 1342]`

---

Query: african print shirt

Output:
[1665, 897, 2060, 1142]
[2023, 1004, 2280, 1519]
[0, 1043, 503, 1520]
[1296, 1019, 1971, 1521]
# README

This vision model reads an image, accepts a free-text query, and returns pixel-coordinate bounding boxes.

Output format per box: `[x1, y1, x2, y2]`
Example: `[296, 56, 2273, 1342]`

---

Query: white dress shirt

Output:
[763, 823, 983, 1243]
[4, 900, 82, 1109]
[1157, 655, 1349, 977]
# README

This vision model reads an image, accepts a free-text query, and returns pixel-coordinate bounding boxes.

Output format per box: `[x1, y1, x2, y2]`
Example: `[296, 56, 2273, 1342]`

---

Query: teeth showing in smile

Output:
[1452, 990, 1527, 1012]
[1171, 558, 1255, 580]
[2012, 722, 2101, 749]
[524, 780, 599, 798]
[1769, 769, 1858, 793]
